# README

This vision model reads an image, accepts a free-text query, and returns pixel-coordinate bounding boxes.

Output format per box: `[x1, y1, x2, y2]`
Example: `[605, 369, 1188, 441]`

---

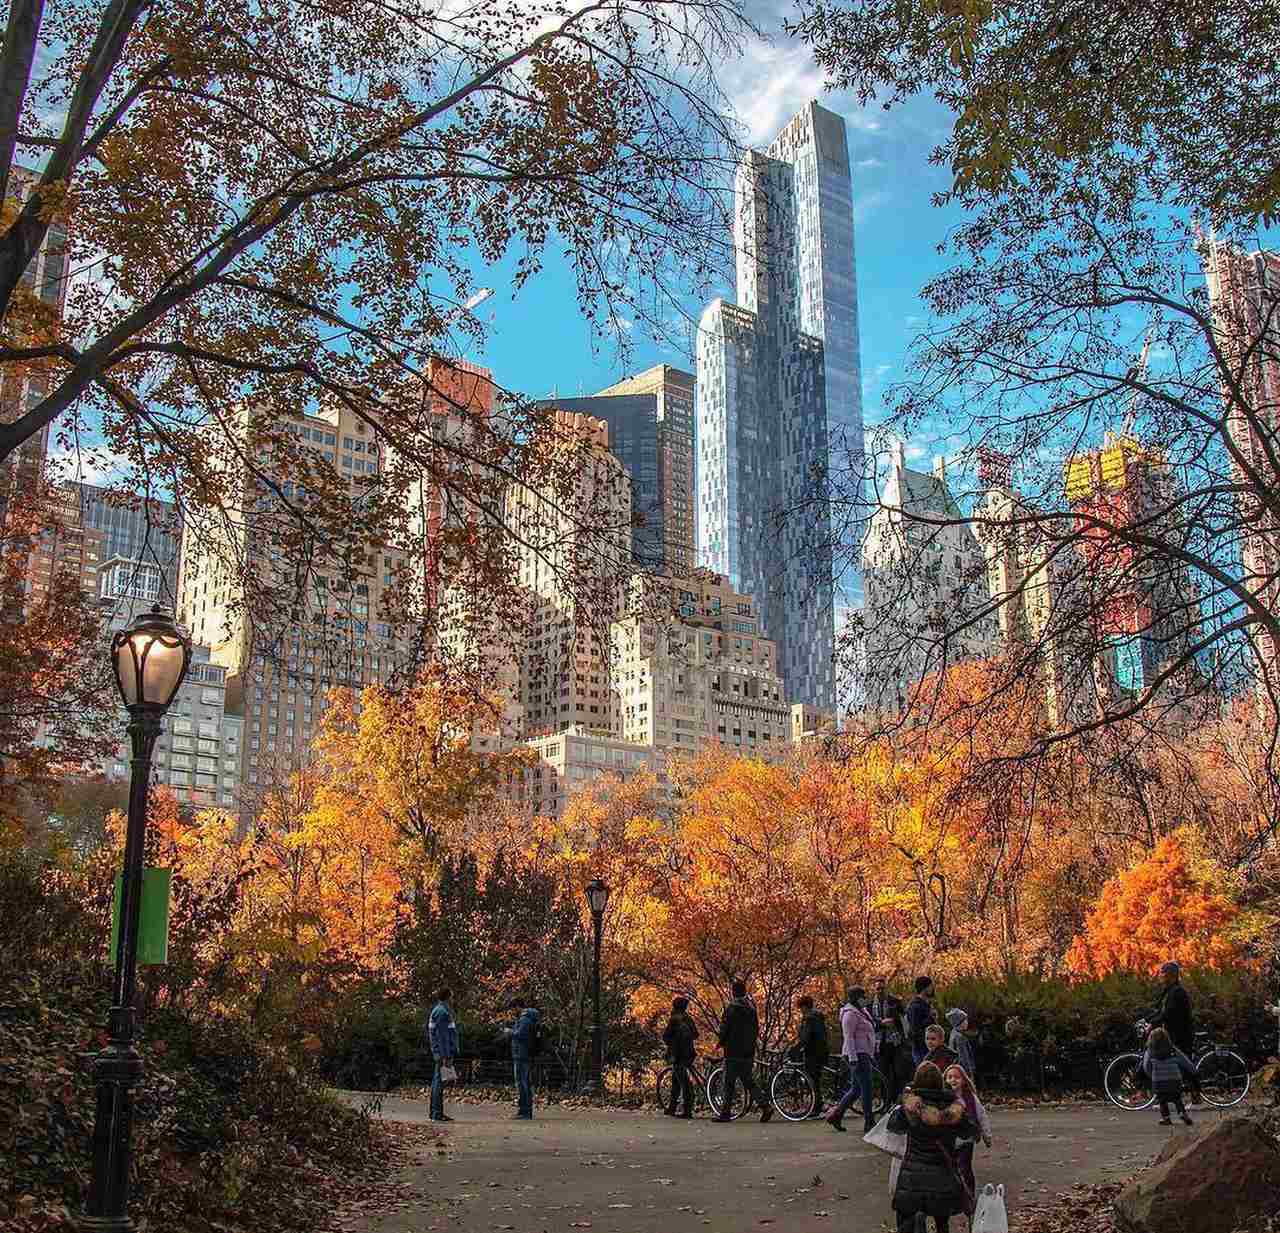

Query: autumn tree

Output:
[1065, 830, 1245, 977]
[309, 672, 533, 879]
[0, 0, 754, 689]
[788, 0, 1280, 225]
[0, 467, 115, 837]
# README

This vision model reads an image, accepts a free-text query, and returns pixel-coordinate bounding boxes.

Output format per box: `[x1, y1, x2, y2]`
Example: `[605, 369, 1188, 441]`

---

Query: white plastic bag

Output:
[439, 1062, 459, 1083]
[863, 1107, 906, 1157]
[972, 1183, 1009, 1233]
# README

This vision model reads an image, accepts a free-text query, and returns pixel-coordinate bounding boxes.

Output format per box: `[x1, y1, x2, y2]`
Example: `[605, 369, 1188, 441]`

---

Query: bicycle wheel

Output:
[1104, 1053, 1155, 1110]
[706, 1064, 749, 1120]
[1197, 1048, 1250, 1108]
[771, 1065, 817, 1121]
[655, 1067, 673, 1111]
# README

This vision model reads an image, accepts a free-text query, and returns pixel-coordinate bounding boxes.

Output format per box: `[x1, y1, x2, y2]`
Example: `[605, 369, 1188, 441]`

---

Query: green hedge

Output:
[934, 969, 1274, 1093]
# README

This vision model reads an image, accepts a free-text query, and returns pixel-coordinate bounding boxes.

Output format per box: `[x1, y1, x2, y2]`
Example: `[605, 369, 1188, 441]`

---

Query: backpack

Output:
[530, 1020, 546, 1057]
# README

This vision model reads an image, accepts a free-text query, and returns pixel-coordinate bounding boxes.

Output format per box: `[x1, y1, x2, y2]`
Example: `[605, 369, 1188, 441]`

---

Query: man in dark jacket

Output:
[662, 996, 699, 1118]
[794, 996, 830, 1116]
[1148, 961, 1199, 1102]
[715, 980, 772, 1123]
[906, 976, 937, 1067]
[509, 1004, 541, 1120]
[871, 980, 906, 1104]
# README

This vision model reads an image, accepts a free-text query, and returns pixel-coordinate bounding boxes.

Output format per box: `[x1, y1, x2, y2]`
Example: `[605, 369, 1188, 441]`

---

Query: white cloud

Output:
[47, 445, 128, 488]
[853, 189, 889, 224]
[855, 157, 884, 170]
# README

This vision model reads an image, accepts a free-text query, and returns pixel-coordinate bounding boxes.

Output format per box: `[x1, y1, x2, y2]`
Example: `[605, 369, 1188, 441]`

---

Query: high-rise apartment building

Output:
[512, 725, 659, 819]
[99, 562, 243, 809]
[1, 166, 70, 469]
[612, 568, 791, 756]
[697, 101, 863, 711]
[1203, 241, 1280, 693]
[78, 483, 181, 605]
[862, 444, 999, 714]
[177, 400, 407, 792]
[1063, 432, 1202, 702]
[974, 450, 1074, 728]
[504, 411, 632, 738]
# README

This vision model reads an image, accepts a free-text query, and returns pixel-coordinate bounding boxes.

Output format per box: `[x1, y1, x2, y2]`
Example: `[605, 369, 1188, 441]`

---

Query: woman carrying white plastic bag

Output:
[972, 1183, 1009, 1233]
[863, 1107, 907, 1196]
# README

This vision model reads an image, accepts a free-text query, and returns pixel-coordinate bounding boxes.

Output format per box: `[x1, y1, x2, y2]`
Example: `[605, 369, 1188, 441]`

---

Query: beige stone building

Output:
[613, 567, 791, 757]
[178, 400, 409, 791]
[506, 410, 632, 739]
[513, 724, 659, 818]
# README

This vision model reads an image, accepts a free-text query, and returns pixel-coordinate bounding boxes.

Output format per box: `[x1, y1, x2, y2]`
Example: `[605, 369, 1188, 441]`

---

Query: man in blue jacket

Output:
[427, 987, 458, 1122]
[510, 1004, 541, 1119]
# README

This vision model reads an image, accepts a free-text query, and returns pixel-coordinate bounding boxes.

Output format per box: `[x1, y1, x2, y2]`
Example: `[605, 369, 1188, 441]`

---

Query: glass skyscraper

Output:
[696, 101, 863, 711]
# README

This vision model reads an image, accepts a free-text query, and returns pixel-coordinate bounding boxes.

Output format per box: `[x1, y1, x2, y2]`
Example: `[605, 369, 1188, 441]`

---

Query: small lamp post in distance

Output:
[583, 876, 611, 1096]
[81, 605, 192, 1233]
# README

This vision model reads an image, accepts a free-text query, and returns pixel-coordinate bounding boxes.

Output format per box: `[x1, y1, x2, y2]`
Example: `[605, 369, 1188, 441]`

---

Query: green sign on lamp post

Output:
[109, 869, 172, 968]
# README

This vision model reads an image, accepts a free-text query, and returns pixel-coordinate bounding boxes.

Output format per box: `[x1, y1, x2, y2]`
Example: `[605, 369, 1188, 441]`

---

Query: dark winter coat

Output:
[888, 1087, 974, 1219]
[906, 995, 936, 1054]
[663, 1013, 699, 1065]
[718, 997, 760, 1061]
[797, 1010, 830, 1064]
[1150, 983, 1195, 1054]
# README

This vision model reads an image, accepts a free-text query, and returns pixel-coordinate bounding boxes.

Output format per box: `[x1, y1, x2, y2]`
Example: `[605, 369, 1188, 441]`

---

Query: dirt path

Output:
[342, 1094, 1220, 1232]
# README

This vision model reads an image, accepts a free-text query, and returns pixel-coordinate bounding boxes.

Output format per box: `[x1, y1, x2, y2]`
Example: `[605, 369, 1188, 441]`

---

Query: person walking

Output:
[426, 987, 458, 1123]
[944, 1064, 992, 1199]
[1148, 960, 1201, 1103]
[945, 1009, 977, 1084]
[663, 996, 699, 1118]
[907, 976, 937, 1067]
[887, 1062, 975, 1233]
[795, 996, 830, 1117]
[1142, 1027, 1197, 1126]
[509, 1003, 541, 1120]
[871, 980, 906, 1105]
[826, 986, 878, 1134]
[715, 980, 773, 1124]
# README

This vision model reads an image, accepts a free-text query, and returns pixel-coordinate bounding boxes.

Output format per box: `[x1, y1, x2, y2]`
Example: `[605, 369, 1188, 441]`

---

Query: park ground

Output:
[333, 1094, 1218, 1233]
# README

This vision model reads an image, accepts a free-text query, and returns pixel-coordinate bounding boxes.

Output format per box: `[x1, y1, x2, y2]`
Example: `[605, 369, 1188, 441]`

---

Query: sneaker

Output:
[1180, 1113, 1194, 1126]
[712, 1115, 732, 1123]
[1158, 1117, 1172, 1126]
[826, 1116, 846, 1133]
[514, 1113, 533, 1120]
[760, 1105, 773, 1124]
[431, 1114, 455, 1122]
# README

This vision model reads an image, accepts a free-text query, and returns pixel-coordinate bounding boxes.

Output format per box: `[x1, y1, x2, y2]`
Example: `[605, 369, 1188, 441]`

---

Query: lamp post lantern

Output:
[83, 606, 192, 1233]
[583, 877, 610, 1095]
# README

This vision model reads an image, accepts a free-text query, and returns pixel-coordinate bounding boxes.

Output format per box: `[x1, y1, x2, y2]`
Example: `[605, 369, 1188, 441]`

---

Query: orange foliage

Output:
[1065, 831, 1244, 977]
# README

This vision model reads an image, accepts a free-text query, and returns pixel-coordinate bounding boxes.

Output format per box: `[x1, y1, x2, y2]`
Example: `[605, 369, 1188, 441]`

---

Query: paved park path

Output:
[341, 1093, 1220, 1233]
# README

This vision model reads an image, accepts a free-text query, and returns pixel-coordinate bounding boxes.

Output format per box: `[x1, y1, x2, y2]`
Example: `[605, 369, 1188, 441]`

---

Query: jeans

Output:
[957, 1141, 976, 1196]
[896, 1214, 949, 1233]
[666, 1061, 694, 1115]
[1158, 1092, 1188, 1120]
[720, 1058, 766, 1118]
[831, 1054, 875, 1131]
[431, 1062, 448, 1119]
[514, 1058, 533, 1117]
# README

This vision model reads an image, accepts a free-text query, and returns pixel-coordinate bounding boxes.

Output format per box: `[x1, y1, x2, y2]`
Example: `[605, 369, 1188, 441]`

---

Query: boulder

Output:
[1115, 1115, 1280, 1233]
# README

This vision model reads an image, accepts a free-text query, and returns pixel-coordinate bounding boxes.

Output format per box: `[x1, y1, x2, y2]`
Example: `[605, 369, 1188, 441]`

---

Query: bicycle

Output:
[1104, 1017, 1251, 1110]
[654, 1060, 748, 1119]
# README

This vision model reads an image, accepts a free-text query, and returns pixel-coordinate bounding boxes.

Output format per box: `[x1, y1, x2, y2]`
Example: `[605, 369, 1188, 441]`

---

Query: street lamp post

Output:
[583, 877, 610, 1095]
[82, 606, 192, 1233]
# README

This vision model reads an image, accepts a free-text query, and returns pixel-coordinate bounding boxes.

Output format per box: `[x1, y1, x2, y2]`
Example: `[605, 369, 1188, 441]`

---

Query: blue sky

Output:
[457, 3, 963, 465]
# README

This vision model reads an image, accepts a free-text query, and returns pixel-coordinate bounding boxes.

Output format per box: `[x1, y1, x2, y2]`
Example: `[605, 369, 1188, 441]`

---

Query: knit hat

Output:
[946, 1007, 968, 1030]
